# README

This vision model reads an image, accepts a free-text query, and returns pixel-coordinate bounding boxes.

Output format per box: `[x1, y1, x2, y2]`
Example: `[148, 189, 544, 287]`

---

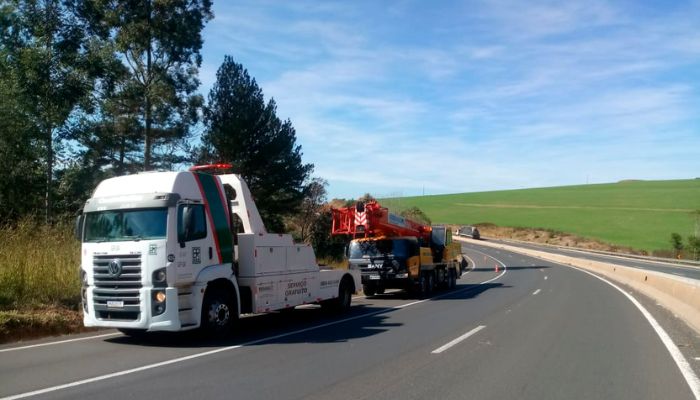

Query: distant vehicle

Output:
[456, 226, 480, 240]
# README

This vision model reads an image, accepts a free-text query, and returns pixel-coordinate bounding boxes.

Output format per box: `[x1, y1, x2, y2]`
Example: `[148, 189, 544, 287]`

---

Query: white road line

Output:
[467, 248, 508, 273]
[431, 325, 486, 354]
[0, 333, 122, 353]
[462, 254, 477, 276]
[566, 264, 700, 399]
[532, 289, 541, 295]
[544, 276, 548, 280]
[1, 261, 508, 400]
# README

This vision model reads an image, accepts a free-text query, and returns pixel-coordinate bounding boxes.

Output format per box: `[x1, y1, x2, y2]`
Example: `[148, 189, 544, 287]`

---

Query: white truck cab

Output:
[77, 166, 359, 336]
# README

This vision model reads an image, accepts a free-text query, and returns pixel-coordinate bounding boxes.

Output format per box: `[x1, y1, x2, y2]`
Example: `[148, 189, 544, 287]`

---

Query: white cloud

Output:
[201, 0, 700, 199]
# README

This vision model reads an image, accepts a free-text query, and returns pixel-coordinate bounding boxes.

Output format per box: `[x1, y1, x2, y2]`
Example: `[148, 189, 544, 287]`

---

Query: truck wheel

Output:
[363, 284, 376, 297]
[324, 278, 353, 313]
[448, 269, 457, 289]
[414, 274, 429, 298]
[337, 279, 353, 312]
[201, 286, 236, 337]
[426, 273, 434, 295]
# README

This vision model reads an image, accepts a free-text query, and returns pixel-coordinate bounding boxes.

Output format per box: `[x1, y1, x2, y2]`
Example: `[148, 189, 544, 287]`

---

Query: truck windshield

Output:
[348, 239, 409, 259]
[83, 208, 168, 242]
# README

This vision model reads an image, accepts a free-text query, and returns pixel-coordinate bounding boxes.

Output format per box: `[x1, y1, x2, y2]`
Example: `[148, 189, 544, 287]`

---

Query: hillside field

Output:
[384, 179, 700, 252]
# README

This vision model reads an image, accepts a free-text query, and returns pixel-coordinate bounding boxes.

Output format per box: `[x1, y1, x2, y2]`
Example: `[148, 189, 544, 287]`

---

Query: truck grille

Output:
[92, 254, 142, 321]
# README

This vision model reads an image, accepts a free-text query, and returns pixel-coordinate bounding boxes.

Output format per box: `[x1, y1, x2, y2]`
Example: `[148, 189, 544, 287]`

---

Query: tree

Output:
[0, 45, 44, 221]
[310, 205, 350, 262]
[400, 206, 431, 225]
[688, 235, 700, 261]
[288, 178, 328, 243]
[2, 0, 98, 222]
[84, 0, 212, 170]
[200, 56, 313, 231]
[670, 233, 683, 258]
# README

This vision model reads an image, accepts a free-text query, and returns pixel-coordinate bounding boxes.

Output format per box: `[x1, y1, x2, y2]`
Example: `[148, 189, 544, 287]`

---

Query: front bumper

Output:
[83, 287, 182, 332]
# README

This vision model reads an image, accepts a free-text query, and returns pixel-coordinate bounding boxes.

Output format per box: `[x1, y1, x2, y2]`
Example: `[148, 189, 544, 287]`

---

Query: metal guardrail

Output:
[487, 238, 700, 268]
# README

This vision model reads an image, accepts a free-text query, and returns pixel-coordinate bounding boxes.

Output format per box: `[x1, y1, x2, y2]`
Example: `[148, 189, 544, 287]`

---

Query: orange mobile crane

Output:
[332, 201, 463, 297]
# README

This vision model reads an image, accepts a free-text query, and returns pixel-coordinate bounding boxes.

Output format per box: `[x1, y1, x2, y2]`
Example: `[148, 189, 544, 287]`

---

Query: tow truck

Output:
[76, 164, 360, 336]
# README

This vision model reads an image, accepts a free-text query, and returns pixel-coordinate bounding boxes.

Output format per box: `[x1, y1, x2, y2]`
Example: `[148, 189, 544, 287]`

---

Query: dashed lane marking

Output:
[431, 325, 486, 354]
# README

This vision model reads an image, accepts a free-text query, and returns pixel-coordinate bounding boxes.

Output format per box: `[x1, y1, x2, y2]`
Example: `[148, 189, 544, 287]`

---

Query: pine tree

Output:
[201, 56, 313, 232]
[83, 0, 212, 170]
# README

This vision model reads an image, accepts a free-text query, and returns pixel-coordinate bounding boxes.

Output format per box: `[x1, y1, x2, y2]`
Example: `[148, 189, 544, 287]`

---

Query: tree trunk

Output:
[144, 95, 151, 170]
[143, 0, 153, 171]
[118, 130, 125, 174]
[44, 126, 53, 224]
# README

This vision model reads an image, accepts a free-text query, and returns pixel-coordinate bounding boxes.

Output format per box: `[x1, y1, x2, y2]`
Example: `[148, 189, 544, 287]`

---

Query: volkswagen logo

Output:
[107, 259, 122, 277]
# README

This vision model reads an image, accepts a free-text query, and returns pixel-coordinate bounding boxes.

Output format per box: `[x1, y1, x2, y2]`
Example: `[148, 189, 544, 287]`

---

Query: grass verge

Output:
[0, 219, 85, 344]
[0, 308, 91, 344]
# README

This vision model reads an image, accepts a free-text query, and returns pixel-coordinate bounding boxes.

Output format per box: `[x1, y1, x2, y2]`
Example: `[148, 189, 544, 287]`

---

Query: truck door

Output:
[175, 202, 210, 283]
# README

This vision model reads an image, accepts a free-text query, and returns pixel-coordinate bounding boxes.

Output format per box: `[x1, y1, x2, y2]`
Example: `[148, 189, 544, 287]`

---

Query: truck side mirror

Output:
[177, 205, 190, 248]
[74, 214, 84, 241]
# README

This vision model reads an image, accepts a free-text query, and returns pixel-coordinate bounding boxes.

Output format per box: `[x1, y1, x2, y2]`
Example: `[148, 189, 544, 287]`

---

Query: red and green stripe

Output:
[193, 172, 233, 265]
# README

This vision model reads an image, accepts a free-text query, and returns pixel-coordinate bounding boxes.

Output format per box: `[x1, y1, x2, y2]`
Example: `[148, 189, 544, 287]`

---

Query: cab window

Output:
[178, 204, 207, 243]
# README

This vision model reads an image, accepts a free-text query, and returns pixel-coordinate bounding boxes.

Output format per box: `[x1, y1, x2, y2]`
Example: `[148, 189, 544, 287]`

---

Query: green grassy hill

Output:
[383, 179, 700, 252]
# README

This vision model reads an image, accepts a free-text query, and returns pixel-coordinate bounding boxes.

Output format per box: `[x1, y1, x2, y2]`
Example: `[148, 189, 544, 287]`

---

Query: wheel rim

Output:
[208, 301, 230, 326]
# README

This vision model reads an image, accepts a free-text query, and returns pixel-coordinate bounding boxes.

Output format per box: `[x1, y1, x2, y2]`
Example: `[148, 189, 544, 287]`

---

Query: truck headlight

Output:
[152, 290, 166, 316]
[152, 268, 167, 287]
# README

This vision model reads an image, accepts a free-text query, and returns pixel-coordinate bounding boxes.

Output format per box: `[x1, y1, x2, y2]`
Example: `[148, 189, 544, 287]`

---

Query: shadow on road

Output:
[106, 281, 508, 348]
[107, 304, 398, 349]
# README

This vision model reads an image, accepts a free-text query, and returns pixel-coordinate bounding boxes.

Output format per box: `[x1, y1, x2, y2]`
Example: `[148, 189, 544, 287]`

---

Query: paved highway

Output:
[1, 243, 698, 400]
[489, 239, 700, 280]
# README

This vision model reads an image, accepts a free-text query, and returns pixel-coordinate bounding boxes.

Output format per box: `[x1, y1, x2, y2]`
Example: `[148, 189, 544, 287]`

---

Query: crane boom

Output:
[331, 201, 431, 242]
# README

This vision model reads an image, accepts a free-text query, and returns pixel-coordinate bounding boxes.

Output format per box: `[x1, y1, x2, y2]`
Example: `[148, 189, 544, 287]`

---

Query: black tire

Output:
[363, 284, 376, 297]
[448, 269, 457, 290]
[118, 328, 147, 338]
[337, 279, 353, 312]
[426, 273, 434, 295]
[324, 278, 353, 313]
[414, 274, 429, 298]
[200, 286, 237, 337]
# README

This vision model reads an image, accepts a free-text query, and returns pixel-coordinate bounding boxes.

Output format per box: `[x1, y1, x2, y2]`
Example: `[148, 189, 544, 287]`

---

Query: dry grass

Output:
[317, 257, 348, 269]
[0, 219, 85, 343]
[0, 308, 90, 344]
[0, 219, 81, 310]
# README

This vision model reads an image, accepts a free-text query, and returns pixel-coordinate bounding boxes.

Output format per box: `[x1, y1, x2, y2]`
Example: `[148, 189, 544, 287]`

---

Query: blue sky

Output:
[199, 0, 700, 200]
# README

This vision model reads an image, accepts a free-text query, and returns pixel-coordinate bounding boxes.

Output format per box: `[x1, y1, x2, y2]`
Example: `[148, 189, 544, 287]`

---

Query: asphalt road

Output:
[488, 238, 700, 280]
[1, 243, 698, 400]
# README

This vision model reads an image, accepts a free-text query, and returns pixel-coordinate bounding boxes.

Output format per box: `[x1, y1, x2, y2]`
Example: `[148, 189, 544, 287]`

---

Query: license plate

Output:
[107, 300, 124, 308]
[369, 275, 381, 280]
